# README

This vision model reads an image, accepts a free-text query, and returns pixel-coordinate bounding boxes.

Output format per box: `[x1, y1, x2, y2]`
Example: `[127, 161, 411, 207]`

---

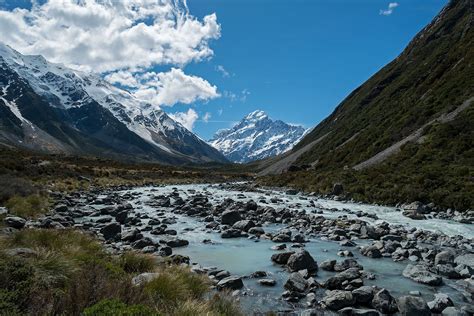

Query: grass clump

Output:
[0, 228, 242, 316]
[5, 194, 50, 219]
[118, 252, 155, 274]
[82, 299, 159, 316]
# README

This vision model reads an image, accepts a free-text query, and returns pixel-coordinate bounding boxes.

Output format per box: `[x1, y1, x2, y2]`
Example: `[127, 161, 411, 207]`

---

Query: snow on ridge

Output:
[209, 110, 307, 163]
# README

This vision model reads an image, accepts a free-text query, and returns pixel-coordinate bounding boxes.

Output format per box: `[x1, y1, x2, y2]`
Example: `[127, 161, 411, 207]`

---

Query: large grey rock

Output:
[372, 289, 398, 314]
[221, 210, 241, 225]
[361, 245, 382, 258]
[435, 250, 455, 266]
[324, 268, 361, 290]
[284, 272, 308, 293]
[217, 276, 244, 290]
[352, 286, 374, 304]
[454, 254, 474, 269]
[403, 264, 442, 286]
[166, 238, 189, 248]
[100, 222, 121, 240]
[427, 293, 454, 313]
[287, 250, 318, 272]
[320, 259, 336, 271]
[322, 290, 355, 311]
[232, 220, 255, 232]
[4, 216, 26, 229]
[397, 295, 430, 316]
[271, 251, 295, 265]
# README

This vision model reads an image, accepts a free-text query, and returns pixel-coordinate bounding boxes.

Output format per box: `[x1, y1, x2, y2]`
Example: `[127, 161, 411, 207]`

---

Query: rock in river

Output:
[217, 276, 244, 290]
[284, 272, 308, 293]
[287, 250, 318, 272]
[100, 222, 121, 240]
[402, 264, 442, 286]
[322, 290, 355, 311]
[397, 295, 430, 316]
[221, 210, 241, 225]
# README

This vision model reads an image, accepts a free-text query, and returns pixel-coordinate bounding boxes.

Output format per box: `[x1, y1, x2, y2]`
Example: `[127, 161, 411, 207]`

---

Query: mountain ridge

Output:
[209, 110, 307, 163]
[0, 43, 227, 165]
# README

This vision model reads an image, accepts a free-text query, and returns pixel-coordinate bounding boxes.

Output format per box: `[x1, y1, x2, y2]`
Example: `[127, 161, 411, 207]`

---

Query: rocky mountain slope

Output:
[0, 44, 227, 165]
[259, 0, 474, 210]
[209, 110, 307, 163]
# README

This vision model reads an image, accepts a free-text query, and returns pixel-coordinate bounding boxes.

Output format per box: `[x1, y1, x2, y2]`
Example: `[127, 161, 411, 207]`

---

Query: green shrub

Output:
[118, 252, 155, 274]
[5, 194, 50, 218]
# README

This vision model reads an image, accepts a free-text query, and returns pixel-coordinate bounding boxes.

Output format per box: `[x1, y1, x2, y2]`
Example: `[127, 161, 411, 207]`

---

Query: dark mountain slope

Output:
[259, 0, 474, 210]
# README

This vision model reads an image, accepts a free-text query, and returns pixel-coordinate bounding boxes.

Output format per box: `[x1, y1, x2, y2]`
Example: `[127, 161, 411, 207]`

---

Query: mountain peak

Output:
[209, 111, 307, 163]
[245, 110, 268, 121]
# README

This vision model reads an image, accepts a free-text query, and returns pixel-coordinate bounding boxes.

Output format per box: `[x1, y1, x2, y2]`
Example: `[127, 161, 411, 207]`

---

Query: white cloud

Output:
[132, 68, 219, 107]
[0, 0, 221, 109]
[380, 2, 399, 16]
[215, 65, 230, 78]
[169, 108, 199, 131]
[0, 0, 221, 72]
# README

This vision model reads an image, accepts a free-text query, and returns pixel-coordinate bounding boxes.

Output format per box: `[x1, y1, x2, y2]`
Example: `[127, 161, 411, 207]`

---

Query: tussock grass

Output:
[0, 229, 242, 315]
[5, 194, 50, 219]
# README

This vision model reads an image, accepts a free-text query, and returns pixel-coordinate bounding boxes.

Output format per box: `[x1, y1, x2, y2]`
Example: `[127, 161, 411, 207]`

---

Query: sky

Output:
[0, 0, 447, 140]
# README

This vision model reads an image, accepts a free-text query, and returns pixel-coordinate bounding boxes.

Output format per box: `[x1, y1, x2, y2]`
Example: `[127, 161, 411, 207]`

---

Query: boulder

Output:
[403, 264, 442, 286]
[287, 250, 318, 272]
[271, 251, 295, 265]
[232, 220, 255, 232]
[361, 245, 382, 258]
[166, 238, 189, 248]
[372, 289, 398, 314]
[397, 295, 430, 316]
[284, 272, 308, 293]
[352, 286, 374, 305]
[100, 222, 121, 240]
[320, 259, 336, 271]
[4, 216, 26, 229]
[221, 210, 241, 225]
[221, 229, 242, 238]
[322, 290, 355, 311]
[435, 250, 455, 266]
[427, 293, 454, 313]
[454, 254, 474, 269]
[217, 276, 244, 290]
[258, 279, 276, 286]
[324, 268, 361, 290]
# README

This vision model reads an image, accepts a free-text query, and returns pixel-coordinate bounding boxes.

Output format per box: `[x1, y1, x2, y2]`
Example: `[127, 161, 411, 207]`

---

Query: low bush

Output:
[5, 194, 50, 218]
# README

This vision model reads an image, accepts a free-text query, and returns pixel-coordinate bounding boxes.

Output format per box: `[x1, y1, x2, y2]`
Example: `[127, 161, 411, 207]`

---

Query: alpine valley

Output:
[0, 43, 227, 165]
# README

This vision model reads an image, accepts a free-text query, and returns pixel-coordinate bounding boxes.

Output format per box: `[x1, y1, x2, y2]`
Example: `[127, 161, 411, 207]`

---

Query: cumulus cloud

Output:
[0, 0, 220, 72]
[0, 0, 221, 108]
[169, 108, 199, 131]
[380, 2, 399, 16]
[132, 68, 219, 107]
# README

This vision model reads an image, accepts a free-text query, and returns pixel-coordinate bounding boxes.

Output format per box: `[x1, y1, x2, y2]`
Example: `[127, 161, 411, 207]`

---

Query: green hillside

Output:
[259, 0, 474, 210]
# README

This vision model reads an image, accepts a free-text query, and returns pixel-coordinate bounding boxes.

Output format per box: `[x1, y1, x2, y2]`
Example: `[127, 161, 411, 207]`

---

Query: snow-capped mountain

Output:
[209, 110, 307, 163]
[0, 43, 226, 164]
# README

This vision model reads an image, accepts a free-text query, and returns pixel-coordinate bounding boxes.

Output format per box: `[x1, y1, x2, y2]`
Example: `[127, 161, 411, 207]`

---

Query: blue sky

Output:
[0, 0, 447, 140]
[185, 0, 447, 139]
